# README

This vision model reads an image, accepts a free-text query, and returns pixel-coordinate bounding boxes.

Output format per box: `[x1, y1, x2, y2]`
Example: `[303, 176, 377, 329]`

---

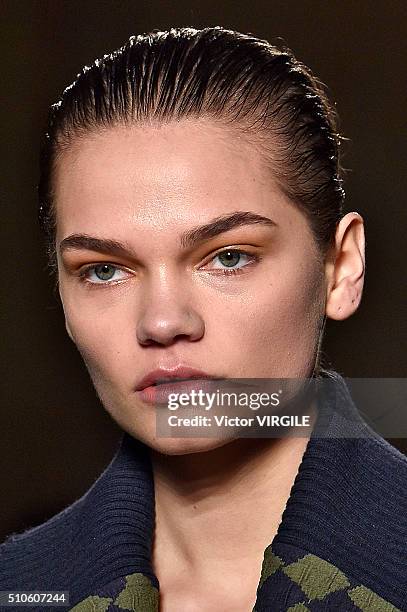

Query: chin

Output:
[143, 435, 234, 456]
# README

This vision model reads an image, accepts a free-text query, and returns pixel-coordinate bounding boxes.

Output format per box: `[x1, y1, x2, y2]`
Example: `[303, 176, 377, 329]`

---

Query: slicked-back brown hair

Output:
[38, 26, 345, 270]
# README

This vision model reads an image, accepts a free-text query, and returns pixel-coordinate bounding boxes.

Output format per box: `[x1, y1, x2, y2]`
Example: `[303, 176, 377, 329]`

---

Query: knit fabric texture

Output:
[1, 370, 406, 611]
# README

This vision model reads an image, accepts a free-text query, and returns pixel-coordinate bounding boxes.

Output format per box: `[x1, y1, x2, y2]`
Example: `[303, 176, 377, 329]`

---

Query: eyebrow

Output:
[59, 211, 276, 256]
[180, 211, 276, 248]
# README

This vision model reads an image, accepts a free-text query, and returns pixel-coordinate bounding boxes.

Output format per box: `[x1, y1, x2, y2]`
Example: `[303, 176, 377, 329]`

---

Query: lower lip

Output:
[136, 379, 222, 406]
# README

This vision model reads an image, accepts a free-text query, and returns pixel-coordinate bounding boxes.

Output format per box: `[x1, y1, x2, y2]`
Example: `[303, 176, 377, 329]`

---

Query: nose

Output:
[136, 275, 205, 347]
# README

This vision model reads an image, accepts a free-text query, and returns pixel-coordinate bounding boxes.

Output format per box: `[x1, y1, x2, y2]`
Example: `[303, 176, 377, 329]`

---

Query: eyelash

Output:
[205, 248, 260, 275]
[78, 264, 129, 287]
[78, 248, 261, 287]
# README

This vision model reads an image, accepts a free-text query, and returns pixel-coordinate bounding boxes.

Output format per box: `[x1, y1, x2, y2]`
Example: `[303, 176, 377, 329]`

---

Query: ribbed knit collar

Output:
[71, 369, 407, 609]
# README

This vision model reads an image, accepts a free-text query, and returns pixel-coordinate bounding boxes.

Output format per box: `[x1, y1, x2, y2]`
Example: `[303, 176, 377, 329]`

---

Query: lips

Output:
[135, 366, 222, 406]
[137, 379, 222, 405]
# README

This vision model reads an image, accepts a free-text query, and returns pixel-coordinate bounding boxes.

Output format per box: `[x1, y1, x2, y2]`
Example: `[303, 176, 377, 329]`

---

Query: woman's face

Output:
[55, 119, 327, 454]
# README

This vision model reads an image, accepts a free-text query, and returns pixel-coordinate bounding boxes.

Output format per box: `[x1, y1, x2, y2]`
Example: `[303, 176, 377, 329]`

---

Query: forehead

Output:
[53, 119, 305, 241]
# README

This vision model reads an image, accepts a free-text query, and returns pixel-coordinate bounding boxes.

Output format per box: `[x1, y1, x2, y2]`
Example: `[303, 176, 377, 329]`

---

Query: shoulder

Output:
[0, 441, 119, 590]
[0, 433, 155, 606]
[272, 370, 407, 609]
[356, 433, 407, 512]
[0, 489, 84, 590]
[361, 430, 407, 471]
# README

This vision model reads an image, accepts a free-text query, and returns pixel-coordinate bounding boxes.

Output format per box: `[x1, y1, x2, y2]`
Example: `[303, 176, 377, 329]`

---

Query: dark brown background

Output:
[1, 0, 406, 542]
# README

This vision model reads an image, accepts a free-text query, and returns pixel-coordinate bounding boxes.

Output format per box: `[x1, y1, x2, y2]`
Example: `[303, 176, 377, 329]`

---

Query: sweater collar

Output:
[73, 369, 388, 601]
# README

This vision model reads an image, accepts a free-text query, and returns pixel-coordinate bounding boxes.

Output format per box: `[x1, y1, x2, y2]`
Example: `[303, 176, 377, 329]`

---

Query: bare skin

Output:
[55, 119, 365, 610]
[151, 428, 319, 611]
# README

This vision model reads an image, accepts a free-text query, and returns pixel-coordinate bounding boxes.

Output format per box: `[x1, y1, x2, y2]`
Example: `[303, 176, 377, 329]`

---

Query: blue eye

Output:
[210, 249, 255, 271]
[94, 264, 116, 281]
[217, 250, 241, 267]
[81, 264, 128, 284]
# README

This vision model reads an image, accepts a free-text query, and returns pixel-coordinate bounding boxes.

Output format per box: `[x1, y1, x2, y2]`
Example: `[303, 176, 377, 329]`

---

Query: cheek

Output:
[213, 262, 324, 376]
[61, 294, 134, 389]
[60, 253, 324, 384]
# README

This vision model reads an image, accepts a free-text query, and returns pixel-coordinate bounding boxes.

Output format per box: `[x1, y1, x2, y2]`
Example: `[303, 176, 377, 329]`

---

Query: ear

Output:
[325, 212, 365, 321]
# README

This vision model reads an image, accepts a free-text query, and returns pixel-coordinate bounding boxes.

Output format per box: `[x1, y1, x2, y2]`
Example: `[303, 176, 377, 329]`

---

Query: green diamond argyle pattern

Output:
[69, 548, 401, 611]
[69, 572, 158, 611]
[254, 547, 401, 611]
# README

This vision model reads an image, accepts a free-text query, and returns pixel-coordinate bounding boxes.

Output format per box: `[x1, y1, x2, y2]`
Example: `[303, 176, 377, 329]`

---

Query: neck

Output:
[150, 404, 317, 594]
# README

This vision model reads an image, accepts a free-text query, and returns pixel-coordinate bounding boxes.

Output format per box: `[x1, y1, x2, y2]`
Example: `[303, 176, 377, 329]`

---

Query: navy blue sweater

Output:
[1, 370, 406, 611]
